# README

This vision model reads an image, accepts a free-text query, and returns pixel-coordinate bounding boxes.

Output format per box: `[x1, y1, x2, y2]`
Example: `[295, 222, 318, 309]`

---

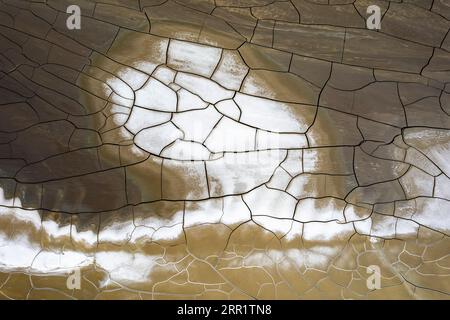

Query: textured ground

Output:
[0, 0, 449, 299]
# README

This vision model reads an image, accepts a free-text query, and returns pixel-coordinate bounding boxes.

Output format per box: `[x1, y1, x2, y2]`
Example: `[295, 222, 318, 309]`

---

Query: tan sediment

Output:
[1, 14, 449, 300]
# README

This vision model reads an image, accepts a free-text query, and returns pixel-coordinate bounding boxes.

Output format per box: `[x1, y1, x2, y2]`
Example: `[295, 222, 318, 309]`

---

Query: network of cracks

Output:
[0, 0, 449, 299]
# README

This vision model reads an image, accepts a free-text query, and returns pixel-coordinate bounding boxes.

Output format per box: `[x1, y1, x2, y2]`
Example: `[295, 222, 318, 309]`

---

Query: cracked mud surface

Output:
[0, 0, 449, 299]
